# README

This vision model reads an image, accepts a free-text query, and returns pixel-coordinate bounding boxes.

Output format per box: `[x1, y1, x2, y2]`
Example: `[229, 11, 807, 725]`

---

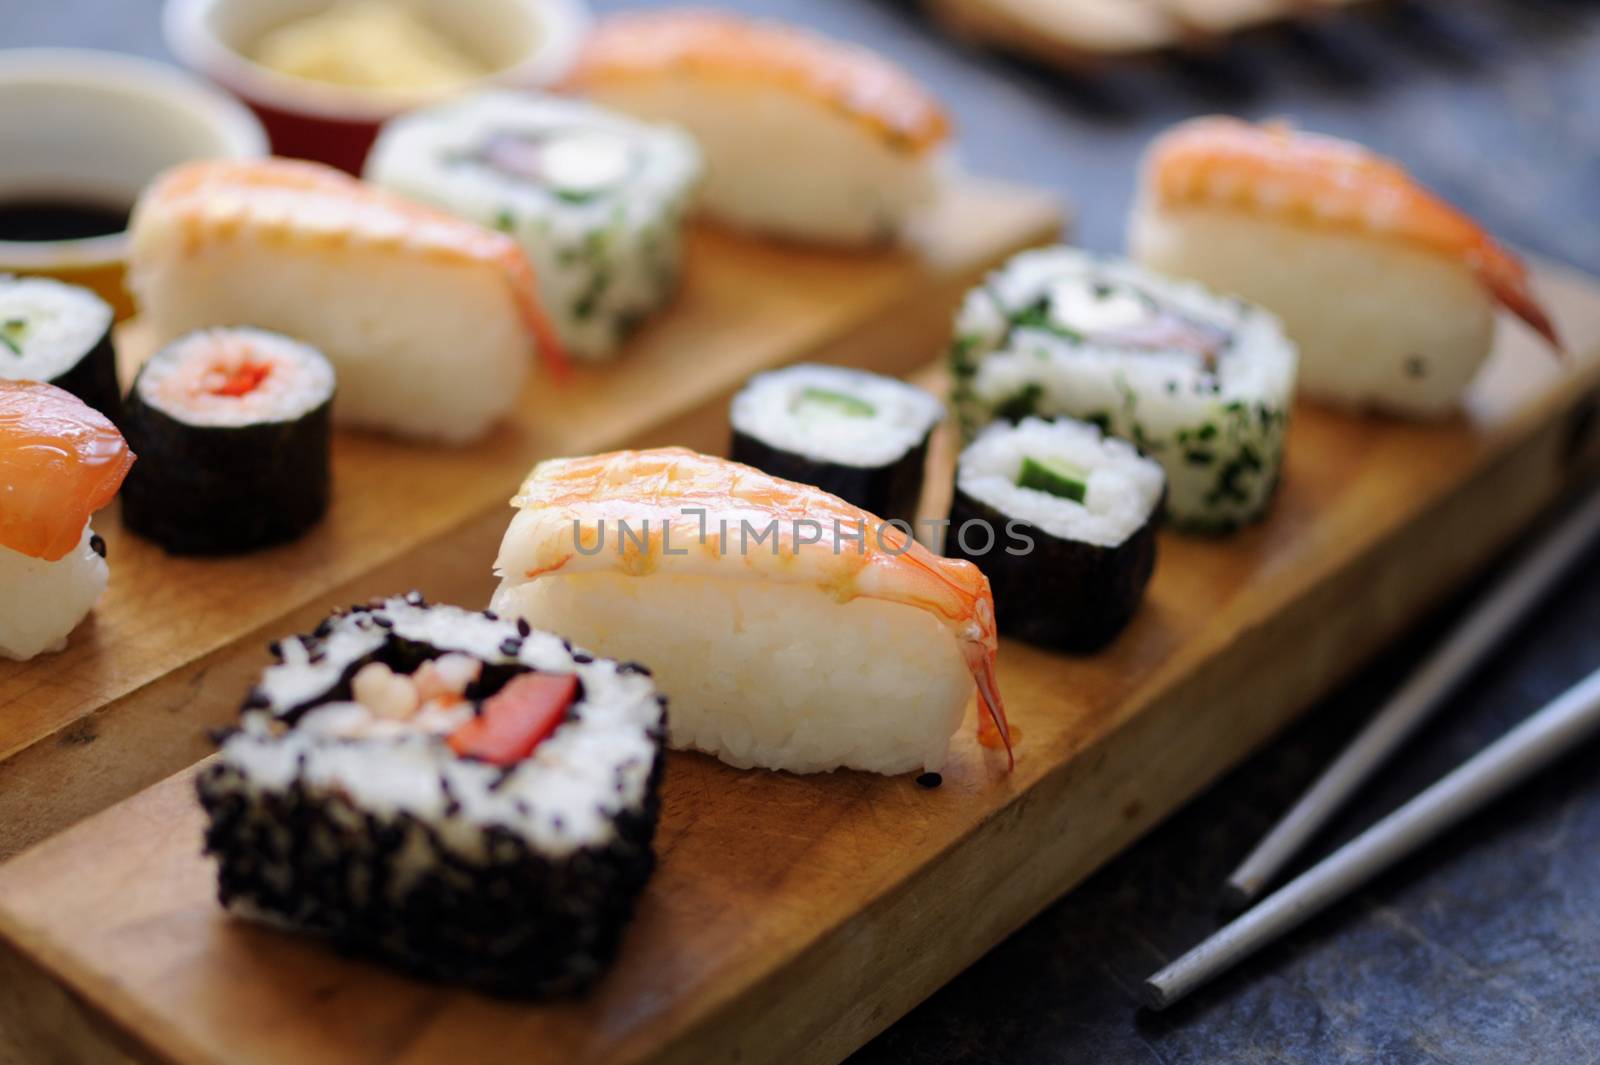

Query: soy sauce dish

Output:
[0, 49, 266, 317]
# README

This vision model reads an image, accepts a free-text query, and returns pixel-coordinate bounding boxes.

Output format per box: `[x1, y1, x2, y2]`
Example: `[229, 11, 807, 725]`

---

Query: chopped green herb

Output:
[793, 387, 875, 419]
[1018, 455, 1088, 502]
[493, 208, 516, 233]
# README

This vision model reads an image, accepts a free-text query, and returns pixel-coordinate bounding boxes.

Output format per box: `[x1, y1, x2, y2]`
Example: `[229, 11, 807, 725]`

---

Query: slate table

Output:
[12, 1, 1600, 1062]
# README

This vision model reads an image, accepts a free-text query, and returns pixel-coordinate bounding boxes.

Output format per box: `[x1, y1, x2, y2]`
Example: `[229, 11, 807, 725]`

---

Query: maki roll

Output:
[121, 327, 334, 555]
[366, 93, 702, 361]
[950, 247, 1297, 534]
[946, 418, 1164, 653]
[729, 364, 944, 525]
[0, 275, 121, 420]
[0, 381, 134, 660]
[197, 595, 668, 995]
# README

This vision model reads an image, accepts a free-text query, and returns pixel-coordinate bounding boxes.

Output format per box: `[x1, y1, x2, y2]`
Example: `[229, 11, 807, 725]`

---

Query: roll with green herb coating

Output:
[0, 275, 121, 421]
[947, 417, 1164, 652]
[949, 247, 1297, 534]
[121, 327, 334, 555]
[729, 364, 944, 524]
[365, 92, 703, 362]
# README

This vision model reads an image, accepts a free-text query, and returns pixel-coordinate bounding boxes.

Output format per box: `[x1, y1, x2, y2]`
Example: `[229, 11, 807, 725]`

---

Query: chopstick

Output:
[1223, 483, 1600, 906]
[1145, 663, 1600, 1010]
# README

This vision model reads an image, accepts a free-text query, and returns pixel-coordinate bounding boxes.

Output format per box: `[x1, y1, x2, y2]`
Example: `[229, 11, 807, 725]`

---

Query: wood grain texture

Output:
[0, 178, 1062, 860]
[0, 262, 1596, 1065]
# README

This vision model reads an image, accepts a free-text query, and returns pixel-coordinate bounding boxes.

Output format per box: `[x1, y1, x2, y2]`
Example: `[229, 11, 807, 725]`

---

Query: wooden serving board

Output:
[0, 176, 1062, 860]
[1, 259, 1598, 1065]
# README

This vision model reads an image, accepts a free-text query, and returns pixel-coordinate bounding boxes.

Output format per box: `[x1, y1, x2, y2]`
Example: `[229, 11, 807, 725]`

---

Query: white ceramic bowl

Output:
[0, 48, 267, 316]
[164, 0, 590, 172]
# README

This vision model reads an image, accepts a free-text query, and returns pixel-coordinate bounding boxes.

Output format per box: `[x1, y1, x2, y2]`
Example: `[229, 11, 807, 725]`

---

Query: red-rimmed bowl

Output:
[164, 0, 590, 173]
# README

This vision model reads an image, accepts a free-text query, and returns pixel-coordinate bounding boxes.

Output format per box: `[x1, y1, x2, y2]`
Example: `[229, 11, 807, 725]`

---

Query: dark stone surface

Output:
[13, 1, 1600, 1060]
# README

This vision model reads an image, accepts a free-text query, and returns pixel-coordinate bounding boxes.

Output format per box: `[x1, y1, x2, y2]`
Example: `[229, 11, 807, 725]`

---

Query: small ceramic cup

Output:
[0, 48, 267, 318]
[164, 0, 590, 174]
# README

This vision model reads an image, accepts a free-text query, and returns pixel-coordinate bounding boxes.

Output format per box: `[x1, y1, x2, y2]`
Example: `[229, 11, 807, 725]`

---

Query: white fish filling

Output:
[217, 599, 664, 859]
[0, 275, 111, 381]
[952, 247, 1298, 532]
[958, 418, 1165, 548]
[365, 92, 704, 361]
[135, 327, 335, 428]
[730, 363, 945, 468]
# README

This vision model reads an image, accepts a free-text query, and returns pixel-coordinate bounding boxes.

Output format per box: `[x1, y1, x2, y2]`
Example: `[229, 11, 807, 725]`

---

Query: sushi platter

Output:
[0, 178, 1063, 858]
[1, 254, 1597, 1064]
[3, 8, 1600, 1065]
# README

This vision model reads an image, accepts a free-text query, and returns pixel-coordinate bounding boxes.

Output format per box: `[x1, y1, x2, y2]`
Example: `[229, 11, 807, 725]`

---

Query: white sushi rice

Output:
[134, 328, 334, 427]
[958, 418, 1165, 548]
[0, 276, 111, 382]
[730, 363, 944, 467]
[1130, 205, 1496, 418]
[0, 523, 107, 661]
[585, 79, 941, 247]
[492, 571, 974, 776]
[366, 92, 702, 361]
[217, 598, 663, 861]
[951, 246, 1298, 533]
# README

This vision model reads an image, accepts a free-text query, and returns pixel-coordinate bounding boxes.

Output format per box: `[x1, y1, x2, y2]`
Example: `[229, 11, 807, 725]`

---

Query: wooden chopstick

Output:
[1224, 483, 1600, 906]
[1145, 663, 1600, 1010]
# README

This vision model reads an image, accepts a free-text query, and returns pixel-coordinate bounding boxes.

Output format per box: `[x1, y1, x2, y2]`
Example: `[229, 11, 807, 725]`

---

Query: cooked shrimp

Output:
[1143, 117, 1560, 349]
[567, 9, 951, 156]
[134, 158, 571, 376]
[495, 447, 1015, 763]
[0, 380, 135, 561]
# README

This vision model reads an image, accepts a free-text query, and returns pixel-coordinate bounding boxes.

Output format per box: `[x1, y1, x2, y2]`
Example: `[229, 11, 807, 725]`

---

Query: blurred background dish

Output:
[0, 48, 266, 318]
[163, 0, 590, 173]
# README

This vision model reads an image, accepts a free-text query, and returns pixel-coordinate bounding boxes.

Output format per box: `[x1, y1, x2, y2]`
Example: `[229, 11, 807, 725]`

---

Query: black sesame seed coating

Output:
[196, 747, 664, 998]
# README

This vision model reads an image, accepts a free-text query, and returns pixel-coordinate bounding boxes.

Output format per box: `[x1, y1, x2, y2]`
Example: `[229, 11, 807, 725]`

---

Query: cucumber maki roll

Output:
[949, 247, 1297, 534]
[0, 275, 121, 420]
[730, 364, 945, 524]
[120, 327, 334, 555]
[947, 417, 1164, 653]
[365, 92, 703, 362]
[197, 595, 668, 996]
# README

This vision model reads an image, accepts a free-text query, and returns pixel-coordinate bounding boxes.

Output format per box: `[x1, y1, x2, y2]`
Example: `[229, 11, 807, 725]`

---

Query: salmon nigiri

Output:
[490, 447, 1013, 776]
[0, 381, 134, 660]
[127, 157, 569, 444]
[1130, 117, 1560, 419]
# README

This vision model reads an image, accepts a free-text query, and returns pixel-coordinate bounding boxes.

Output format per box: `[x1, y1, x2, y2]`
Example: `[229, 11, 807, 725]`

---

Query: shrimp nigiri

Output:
[490, 448, 1013, 776]
[0, 381, 134, 660]
[566, 9, 952, 247]
[127, 157, 568, 444]
[1129, 116, 1560, 419]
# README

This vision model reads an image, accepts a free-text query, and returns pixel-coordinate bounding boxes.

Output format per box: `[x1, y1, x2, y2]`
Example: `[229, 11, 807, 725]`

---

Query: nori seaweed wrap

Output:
[197, 594, 669, 996]
[730, 363, 944, 524]
[0, 275, 121, 421]
[946, 417, 1165, 653]
[120, 327, 334, 554]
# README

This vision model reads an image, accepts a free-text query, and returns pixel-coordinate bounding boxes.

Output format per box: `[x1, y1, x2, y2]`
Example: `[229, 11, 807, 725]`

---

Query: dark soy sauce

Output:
[0, 198, 131, 242]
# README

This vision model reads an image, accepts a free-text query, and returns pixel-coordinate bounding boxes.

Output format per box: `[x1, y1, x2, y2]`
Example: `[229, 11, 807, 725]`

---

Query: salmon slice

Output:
[0, 381, 135, 562]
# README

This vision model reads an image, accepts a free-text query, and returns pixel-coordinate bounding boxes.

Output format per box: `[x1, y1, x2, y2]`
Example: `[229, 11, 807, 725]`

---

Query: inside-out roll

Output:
[366, 92, 703, 361]
[950, 246, 1297, 534]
